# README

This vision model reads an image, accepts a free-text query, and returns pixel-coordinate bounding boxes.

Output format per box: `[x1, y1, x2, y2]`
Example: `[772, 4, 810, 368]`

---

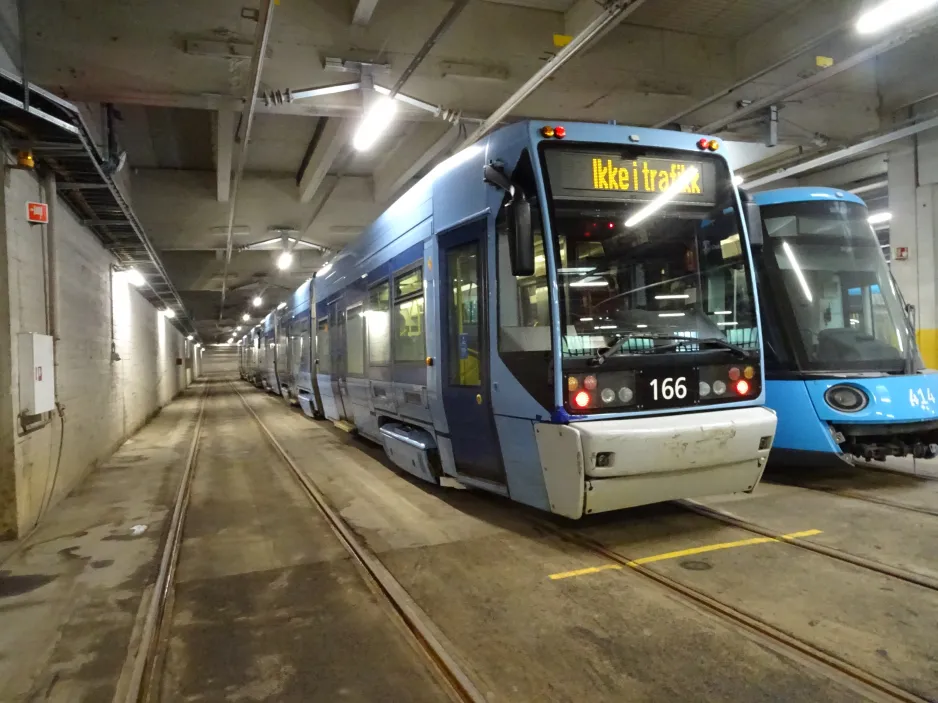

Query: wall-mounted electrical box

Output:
[18, 333, 55, 414]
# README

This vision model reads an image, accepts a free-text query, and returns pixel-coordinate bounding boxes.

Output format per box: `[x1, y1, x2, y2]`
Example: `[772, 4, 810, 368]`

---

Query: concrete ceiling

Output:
[18, 0, 938, 340]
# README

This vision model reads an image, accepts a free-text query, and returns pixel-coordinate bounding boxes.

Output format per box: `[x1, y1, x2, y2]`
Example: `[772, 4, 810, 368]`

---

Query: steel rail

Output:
[765, 480, 938, 519]
[117, 382, 209, 703]
[536, 518, 929, 703]
[679, 498, 938, 591]
[231, 383, 486, 703]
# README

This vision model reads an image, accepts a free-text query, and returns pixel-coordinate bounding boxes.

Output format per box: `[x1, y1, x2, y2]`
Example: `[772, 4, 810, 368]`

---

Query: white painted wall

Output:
[0, 0, 19, 74]
[0, 165, 194, 537]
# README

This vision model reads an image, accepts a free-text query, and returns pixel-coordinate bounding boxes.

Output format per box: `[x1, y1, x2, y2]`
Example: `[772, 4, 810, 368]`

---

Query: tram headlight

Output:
[712, 380, 727, 396]
[699, 381, 711, 397]
[567, 371, 636, 411]
[825, 385, 868, 413]
[601, 388, 616, 404]
[618, 386, 633, 403]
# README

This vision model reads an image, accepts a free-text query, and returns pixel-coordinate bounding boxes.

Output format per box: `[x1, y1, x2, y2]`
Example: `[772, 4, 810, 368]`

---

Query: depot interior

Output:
[0, 0, 936, 537]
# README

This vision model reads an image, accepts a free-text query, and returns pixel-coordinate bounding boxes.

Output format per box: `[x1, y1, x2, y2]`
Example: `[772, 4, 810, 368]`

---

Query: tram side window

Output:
[367, 282, 391, 368]
[316, 317, 330, 373]
[393, 267, 426, 362]
[447, 243, 481, 386]
[346, 304, 365, 375]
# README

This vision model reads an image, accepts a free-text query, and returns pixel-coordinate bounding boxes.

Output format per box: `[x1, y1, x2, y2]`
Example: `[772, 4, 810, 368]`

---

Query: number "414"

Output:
[909, 388, 937, 407]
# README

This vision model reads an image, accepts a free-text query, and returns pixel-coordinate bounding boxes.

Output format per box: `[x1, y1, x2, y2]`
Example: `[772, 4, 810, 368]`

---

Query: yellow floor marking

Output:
[548, 529, 822, 580]
[549, 564, 623, 580]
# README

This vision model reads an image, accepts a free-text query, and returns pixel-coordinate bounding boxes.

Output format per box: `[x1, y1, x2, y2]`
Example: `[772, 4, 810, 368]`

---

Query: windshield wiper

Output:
[591, 334, 751, 365]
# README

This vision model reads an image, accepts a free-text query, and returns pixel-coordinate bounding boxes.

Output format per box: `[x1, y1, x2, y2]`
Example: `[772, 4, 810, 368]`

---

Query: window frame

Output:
[345, 303, 365, 377]
[316, 316, 331, 374]
[366, 278, 392, 368]
[391, 260, 427, 365]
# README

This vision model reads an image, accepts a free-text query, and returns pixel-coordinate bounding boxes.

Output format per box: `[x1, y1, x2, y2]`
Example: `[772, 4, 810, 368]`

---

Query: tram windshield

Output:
[541, 146, 759, 361]
[759, 199, 911, 372]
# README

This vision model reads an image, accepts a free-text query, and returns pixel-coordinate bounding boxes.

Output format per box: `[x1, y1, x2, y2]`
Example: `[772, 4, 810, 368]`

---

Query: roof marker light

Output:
[697, 138, 710, 150]
[554, 125, 566, 138]
[540, 126, 555, 138]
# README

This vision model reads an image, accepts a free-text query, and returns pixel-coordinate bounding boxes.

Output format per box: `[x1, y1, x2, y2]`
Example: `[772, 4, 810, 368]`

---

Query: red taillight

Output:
[554, 125, 566, 138]
[574, 391, 591, 408]
[697, 138, 710, 150]
[728, 367, 741, 381]
[584, 375, 598, 390]
[735, 379, 750, 395]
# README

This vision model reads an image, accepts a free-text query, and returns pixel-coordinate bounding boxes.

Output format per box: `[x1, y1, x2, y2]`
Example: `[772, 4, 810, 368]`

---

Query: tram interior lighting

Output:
[868, 211, 892, 225]
[626, 167, 699, 227]
[125, 268, 145, 287]
[856, 0, 938, 34]
[353, 96, 398, 151]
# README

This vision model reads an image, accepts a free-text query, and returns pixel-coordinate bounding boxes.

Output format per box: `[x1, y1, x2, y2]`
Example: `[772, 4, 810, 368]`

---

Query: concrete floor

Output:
[4, 377, 938, 701]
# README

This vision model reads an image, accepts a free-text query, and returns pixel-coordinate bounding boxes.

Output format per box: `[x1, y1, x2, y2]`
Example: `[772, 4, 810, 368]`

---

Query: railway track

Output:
[535, 515, 932, 703]
[768, 480, 938, 518]
[116, 381, 485, 703]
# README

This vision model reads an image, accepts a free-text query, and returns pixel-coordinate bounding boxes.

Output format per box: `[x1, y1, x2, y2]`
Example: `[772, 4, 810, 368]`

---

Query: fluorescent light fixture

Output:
[626, 167, 699, 228]
[658, 312, 686, 318]
[714, 310, 732, 316]
[580, 317, 594, 322]
[125, 268, 145, 287]
[187, 334, 194, 341]
[856, 0, 938, 34]
[162, 308, 176, 319]
[733, 175, 744, 187]
[595, 325, 617, 330]
[559, 267, 596, 274]
[277, 301, 287, 310]
[636, 324, 648, 328]
[718, 321, 739, 327]
[352, 96, 398, 151]
[277, 251, 294, 270]
[242, 313, 251, 322]
[654, 294, 689, 300]
[535, 255, 546, 263]
[782, 241, 813, 303]
[194, 342, 201, 348]
[868, 211, 892, 225]
[252, 296, 263, 307]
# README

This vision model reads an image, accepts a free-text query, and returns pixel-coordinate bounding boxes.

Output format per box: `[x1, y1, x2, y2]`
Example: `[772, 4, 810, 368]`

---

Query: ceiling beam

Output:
[352, 0, 380, 25]
[215, 109, 234, 202]
[298, 117, 348, 203]
[374, 123, 460, 204]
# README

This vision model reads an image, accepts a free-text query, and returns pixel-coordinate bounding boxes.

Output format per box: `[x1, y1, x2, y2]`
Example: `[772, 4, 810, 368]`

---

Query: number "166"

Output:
[651, 377, 687, 401]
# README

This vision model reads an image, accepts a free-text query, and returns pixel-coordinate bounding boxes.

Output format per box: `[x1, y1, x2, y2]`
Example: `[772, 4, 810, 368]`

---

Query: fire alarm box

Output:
[18, 333, 55, 414]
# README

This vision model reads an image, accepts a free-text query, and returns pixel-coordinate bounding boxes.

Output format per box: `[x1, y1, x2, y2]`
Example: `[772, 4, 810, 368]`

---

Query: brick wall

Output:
[0, 166, 193, 538]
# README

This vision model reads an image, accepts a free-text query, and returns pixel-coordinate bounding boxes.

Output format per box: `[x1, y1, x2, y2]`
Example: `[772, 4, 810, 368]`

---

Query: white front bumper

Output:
[534, 407, 777, 518]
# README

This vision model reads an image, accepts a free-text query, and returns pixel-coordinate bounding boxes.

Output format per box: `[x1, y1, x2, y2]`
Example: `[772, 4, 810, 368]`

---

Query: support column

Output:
[0, 161, 16, 538]
[889, 129, 938, 367]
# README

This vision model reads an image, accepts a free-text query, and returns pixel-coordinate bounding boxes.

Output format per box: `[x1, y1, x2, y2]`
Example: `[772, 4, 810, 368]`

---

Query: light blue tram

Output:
[749, 187, 938, 465]
[243, 120, 778, 518]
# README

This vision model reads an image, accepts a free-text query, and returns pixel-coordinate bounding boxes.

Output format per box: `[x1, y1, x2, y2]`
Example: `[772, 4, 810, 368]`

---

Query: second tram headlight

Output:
[825, 385, 868, 413]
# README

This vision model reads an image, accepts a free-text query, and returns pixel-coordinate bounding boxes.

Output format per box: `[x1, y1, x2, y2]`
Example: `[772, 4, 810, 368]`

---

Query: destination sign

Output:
[545, 150, 718, 204]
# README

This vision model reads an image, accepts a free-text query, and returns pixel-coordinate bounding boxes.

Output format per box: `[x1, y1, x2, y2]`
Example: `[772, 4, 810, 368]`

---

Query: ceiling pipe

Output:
[458, 0, 650, 150]
[218, 0, 276, 321]
[746, 114, 938, 188]
[653, 20, 848, 128]
[850, 179, 889, 195]
[701, 16, 938, 134]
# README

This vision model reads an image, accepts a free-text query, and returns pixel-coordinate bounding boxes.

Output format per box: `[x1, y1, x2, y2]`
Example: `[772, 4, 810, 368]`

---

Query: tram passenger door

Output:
[329, 301, 349, 420]
[439, 220, 506, 485]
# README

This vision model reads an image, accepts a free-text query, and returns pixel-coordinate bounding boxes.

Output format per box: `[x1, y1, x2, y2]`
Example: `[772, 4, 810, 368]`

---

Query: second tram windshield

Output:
[542, 145, 759, 360]
[759, 199, 911, 372]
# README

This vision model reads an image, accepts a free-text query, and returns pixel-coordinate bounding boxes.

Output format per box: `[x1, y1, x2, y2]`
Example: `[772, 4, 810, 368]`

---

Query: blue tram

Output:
[749, 187, 938, 465]
[242, 120, 778, 517]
